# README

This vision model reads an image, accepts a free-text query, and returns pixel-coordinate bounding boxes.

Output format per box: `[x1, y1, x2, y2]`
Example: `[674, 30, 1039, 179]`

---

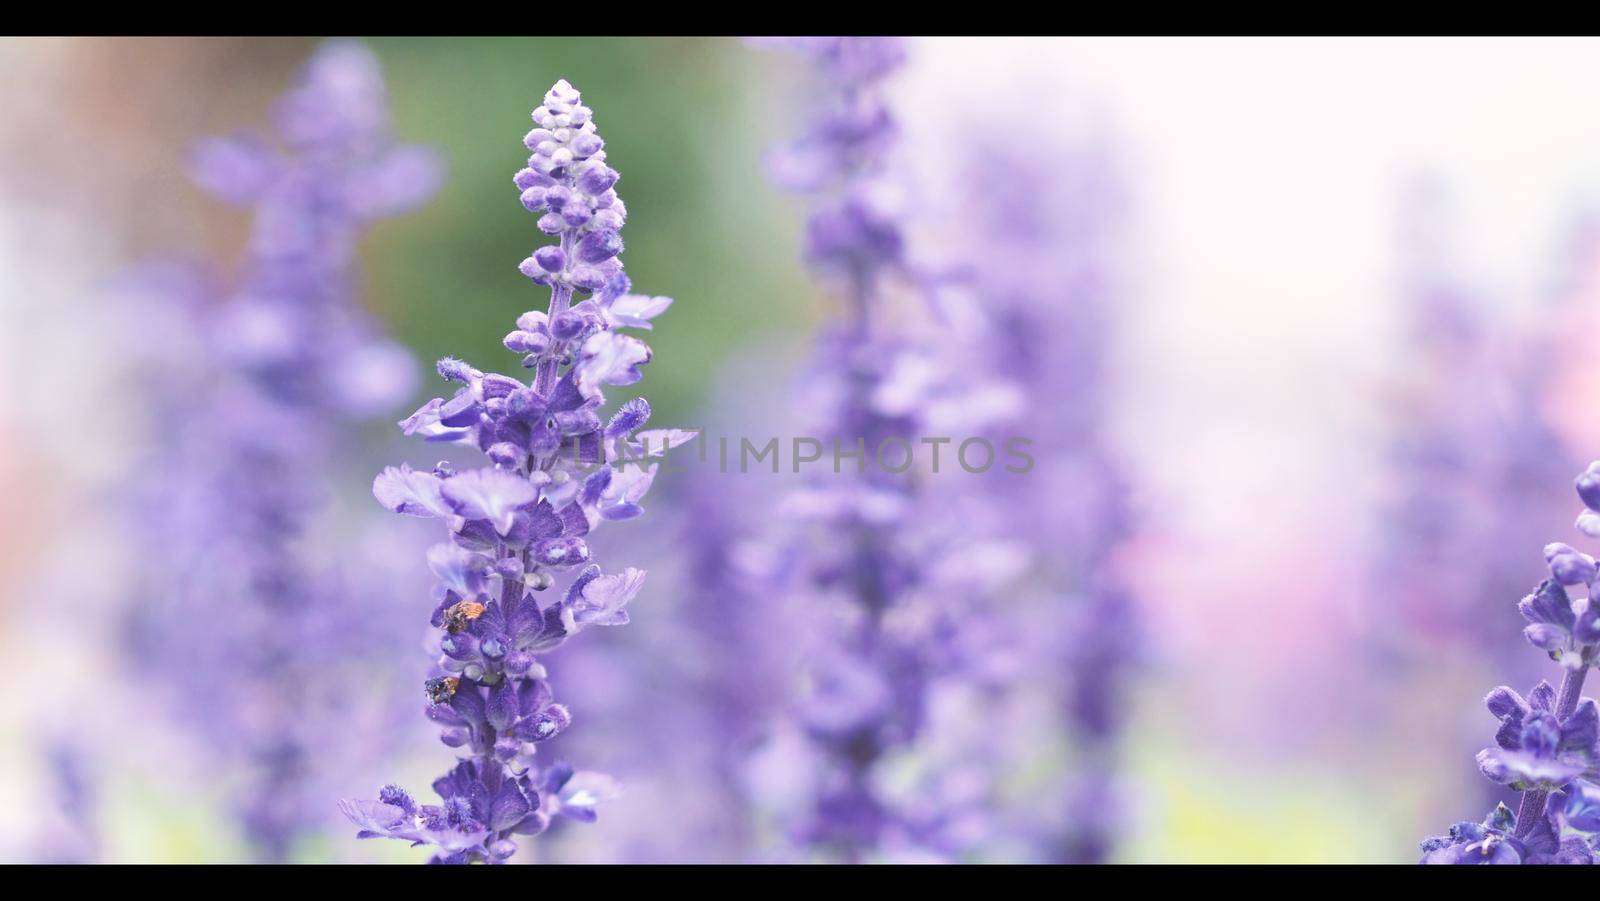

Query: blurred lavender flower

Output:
[1371, 180, 1577, 680]
[1368, 182, 1584, 831]
[1419, 465, 1600, 864]
[662, 443, 795, 857]
[768, 52, 1142, 861]
[744, 37, 1037, 861]
[121, 41, 442, 860]
[29, 740, 97, 864]
[950, 123, 1138, 862]
[342, 78, 688, 865]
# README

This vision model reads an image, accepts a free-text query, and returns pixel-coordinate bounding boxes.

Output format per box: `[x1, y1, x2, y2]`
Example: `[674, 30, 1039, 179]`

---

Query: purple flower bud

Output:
[577, 163, 618, 195]
[533, 537, 590, 568]
[569, 266, 609, 292]
[533, 245, 566, 273]
[514, 168, 543, 190]
[1547, 543, 1598, 587]
[536, 212, 565, 235]
[1485, 686, 1528, 720]
[576, 229, 622, 264]
[1578, 510, 1600, 539]
[1475, 748, 1512, 784]
[531, 704, 571, 740]
[543, 185, 572, 212]
[519, 186, 547, 212]
[503, 330, 549, 355]
[486, 442, 522, 467]
[1526, 622, 1568, 651]
[436, 357, 481, 384]
[605, 397, 651, 436]
[505, 387, 547, 421]
[1577, 607, 1600, 645]
[553, 409, 601, 436]
[1579, 461, 1600, 512]
[515, 810, 551, 836]
[550, 311, 592, 342]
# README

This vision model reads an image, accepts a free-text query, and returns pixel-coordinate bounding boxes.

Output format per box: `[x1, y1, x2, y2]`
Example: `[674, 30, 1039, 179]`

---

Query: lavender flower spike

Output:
[123, 41, 441, 861]
[748, 37, 1033, 861]
[1419, 462, 1600, 864]
[343, 79, 689, 865]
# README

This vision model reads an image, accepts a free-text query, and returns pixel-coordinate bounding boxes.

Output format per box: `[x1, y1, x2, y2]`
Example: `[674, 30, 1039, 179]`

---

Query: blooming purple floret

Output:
[1419, 463, 1600, 864]
[343, 79, 686, 864]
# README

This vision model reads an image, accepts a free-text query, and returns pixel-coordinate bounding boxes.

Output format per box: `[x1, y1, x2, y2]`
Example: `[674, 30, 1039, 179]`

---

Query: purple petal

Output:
[441, 468, 540, 535]
[374, 464, 455, 520]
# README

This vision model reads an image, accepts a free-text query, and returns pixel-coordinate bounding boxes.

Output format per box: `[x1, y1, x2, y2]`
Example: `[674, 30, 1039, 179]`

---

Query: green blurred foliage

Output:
[359, 37, 818, 426]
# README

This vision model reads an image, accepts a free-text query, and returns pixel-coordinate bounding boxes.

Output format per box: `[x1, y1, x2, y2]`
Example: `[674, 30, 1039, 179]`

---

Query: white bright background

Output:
[913, 35, 1600, 549]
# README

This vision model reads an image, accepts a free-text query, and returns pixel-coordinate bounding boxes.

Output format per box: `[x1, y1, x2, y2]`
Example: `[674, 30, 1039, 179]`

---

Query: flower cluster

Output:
[1419, 463, 1600, 864]
[341, 79, 688, 865]
[122, 42, 441, 860]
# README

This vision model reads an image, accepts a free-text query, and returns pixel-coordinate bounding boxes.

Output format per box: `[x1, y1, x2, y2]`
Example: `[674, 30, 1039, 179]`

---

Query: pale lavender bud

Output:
[534, 245, 566, 272]
[577, 229, 622, 264]
[1579, 461, 1600, 512]
[1547, 543, 1598, 587]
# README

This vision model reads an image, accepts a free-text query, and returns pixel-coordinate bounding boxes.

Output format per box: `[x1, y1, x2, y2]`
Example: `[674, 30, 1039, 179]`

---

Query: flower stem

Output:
[534, 233, 576, 396]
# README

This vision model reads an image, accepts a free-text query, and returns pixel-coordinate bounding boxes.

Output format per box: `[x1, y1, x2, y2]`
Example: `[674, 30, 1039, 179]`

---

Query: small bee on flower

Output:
[424, 675, 460, 705]
[442, 600, 486, 634]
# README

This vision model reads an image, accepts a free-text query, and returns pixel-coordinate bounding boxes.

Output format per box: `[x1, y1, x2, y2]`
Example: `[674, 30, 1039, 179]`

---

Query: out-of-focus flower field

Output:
[8, 36, 1600, 864]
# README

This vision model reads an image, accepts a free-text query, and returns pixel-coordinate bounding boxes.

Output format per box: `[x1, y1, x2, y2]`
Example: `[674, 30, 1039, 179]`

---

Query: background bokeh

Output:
[7, 36, 1600, 863]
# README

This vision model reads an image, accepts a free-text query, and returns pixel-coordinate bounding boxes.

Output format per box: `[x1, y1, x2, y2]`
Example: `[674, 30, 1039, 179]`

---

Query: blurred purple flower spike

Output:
[739, 37, 1057, 861]
[122, 40, 442, 861]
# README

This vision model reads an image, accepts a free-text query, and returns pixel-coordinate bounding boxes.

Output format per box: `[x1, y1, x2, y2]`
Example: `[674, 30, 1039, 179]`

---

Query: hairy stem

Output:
[534, 232, 576, 396]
